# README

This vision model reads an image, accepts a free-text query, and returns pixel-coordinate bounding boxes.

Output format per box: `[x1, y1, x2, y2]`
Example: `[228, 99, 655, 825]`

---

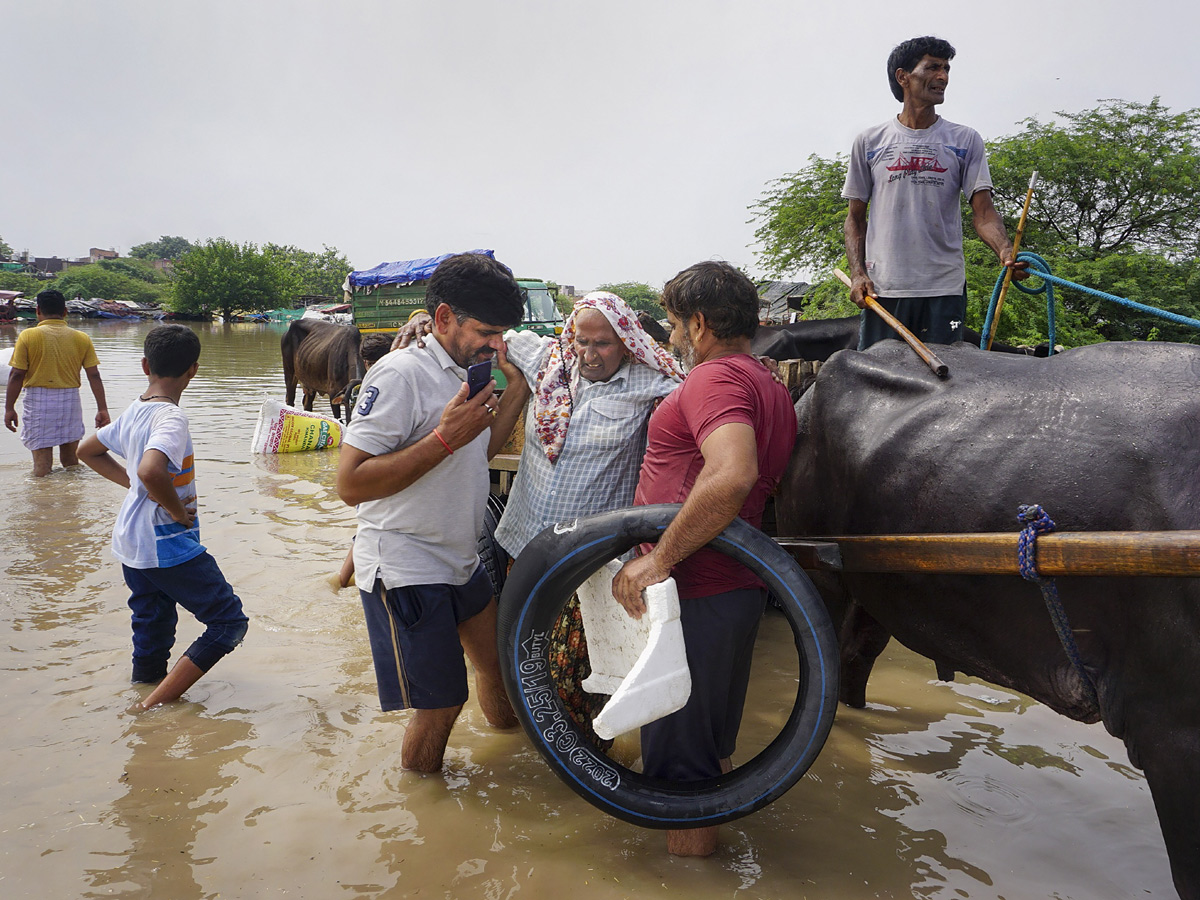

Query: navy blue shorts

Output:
[122, 552, 249, 682]
[359, 563, 493, 711]
[858, 290, 967, 350]
[640, 587, 767, 782]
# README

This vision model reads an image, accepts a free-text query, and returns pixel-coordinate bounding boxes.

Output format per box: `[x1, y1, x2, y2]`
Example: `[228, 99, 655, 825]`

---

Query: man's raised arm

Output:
[844, 198, 875, 309]
[338, 381, 496, 505]
[610, 422, 758, 618]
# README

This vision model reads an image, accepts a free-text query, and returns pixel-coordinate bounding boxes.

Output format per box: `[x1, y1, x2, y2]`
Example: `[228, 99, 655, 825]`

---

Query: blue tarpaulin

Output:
[348, 249, 495, 288]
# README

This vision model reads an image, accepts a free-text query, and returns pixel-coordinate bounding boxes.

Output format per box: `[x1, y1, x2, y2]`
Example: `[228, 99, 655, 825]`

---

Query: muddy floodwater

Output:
[0, 320, 1175, 899]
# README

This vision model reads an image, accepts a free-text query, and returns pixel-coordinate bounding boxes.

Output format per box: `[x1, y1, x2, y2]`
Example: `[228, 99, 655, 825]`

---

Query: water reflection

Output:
[84, 709, 254, 900]
[3, 467, 117, 618]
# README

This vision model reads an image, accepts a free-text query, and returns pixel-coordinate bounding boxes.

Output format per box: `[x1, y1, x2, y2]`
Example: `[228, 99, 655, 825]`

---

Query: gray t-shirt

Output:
[343, 332, 490, 590]
[842, 116, 993, 297]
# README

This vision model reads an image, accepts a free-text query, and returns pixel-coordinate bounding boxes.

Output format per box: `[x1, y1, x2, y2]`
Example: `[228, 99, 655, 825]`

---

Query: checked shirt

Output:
[494, 331, 678, 557]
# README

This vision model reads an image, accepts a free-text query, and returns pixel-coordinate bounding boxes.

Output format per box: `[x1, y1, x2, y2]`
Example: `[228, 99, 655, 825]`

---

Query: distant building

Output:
[89, 248, 119, 263]
[757, 280, 812, 324]
[33, 257, 66, 275]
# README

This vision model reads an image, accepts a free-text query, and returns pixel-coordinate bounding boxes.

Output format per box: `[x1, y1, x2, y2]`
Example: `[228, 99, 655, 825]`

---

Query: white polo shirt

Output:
[343, 332, 490, 589]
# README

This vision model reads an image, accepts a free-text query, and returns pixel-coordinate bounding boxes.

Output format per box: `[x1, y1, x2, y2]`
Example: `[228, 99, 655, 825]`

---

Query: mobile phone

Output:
[466, 360, 492, 399]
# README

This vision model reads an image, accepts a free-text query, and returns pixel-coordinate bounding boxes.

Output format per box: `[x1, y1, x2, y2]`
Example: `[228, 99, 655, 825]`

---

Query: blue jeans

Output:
[122, 552, 249, 682]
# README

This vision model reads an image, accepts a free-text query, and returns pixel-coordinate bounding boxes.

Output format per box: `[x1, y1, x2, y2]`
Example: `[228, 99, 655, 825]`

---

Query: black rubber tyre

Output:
[478, 493, 510, 599]
[496, 503, 839, 829]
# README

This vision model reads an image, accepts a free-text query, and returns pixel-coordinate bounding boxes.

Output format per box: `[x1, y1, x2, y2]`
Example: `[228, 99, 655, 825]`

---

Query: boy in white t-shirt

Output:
[79, 325, 248, 710]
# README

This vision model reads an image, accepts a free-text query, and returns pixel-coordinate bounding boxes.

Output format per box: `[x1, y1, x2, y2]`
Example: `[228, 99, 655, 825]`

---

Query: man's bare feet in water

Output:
[476, 672, 518, 729]
[667, 826, 719, 857]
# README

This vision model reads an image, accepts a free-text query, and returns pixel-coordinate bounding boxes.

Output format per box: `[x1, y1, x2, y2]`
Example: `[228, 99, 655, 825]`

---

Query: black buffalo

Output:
[775, 340, 1200, 898]
[637, 311, 670, 344]
[751, 315, 1050, 361]
[751, 316, 861, 361]
[281, 319, 364, 422]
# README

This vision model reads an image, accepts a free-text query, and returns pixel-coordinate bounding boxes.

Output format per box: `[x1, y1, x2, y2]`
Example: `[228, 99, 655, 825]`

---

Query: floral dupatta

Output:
[531, 291, 684, 463]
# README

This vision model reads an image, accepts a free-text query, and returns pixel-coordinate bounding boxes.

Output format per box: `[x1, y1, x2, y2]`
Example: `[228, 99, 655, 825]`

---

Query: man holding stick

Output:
[843, 35, 1026, 350]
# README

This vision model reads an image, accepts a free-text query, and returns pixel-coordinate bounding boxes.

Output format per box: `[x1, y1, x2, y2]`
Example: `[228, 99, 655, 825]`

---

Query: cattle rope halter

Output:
[1017, 504, 1100, 712]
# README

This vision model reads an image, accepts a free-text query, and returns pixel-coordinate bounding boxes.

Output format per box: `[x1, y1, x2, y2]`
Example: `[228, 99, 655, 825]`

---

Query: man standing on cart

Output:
[843, 35, 1026, 350]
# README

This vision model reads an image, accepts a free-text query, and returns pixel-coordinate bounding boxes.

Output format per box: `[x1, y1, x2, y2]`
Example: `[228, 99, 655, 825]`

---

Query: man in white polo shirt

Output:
[337, 253, 526, 772]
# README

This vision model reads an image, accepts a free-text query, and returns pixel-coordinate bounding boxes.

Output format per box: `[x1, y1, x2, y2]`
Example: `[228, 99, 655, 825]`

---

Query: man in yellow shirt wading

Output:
[5, 289, 110, 476]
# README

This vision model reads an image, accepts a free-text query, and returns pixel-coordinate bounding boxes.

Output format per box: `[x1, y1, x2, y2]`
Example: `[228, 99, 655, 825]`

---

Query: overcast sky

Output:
[6, 0, 1199, 291]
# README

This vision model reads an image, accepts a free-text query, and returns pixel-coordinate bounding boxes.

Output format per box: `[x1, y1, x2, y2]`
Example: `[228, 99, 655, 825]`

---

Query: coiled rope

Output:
[980, 251, 1200, 354]
[1016, 504, 1099, 711]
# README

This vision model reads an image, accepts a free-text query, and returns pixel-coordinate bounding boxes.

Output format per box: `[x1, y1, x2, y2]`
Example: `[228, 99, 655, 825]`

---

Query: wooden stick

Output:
[985, 170, 1038, 350]
[833, 268, 948, 378]
[776, 530, 1200, 577]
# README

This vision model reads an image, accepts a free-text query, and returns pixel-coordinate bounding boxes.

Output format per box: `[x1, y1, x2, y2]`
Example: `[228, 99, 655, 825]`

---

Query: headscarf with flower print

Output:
[531, 291, 684, 463]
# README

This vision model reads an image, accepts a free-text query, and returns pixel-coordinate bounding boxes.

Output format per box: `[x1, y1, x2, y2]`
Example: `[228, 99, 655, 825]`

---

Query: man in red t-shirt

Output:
[612, 261, 797, 858]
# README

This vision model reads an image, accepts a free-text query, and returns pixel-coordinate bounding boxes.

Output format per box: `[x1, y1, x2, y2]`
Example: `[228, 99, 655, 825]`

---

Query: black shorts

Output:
[640, 587, 767, 781]
[359, 563, 492, 711]
[857, 290, 967, 350]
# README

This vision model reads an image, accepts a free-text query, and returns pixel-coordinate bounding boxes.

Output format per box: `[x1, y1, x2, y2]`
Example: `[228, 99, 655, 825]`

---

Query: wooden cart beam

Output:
[775, 531, 1200, 577]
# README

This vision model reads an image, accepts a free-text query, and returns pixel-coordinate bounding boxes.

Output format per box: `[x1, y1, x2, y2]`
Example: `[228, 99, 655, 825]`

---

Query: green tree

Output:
[984, 98, 1200, 343]
[54, 264, 166, 306]
[988, 99, 1200, 258]
[751, 154, 850, 279]
[98, 256, 167, 285]
[594, 282, 663, 315]
[0, 235, 12, 258]
[1051, 250, 1198, 343]
[750, 98, 1200, 344]
[172, 239, 285, 319]
[263, 243, 352, 303]
[0, 271, 42, 296]
[749, 154, 874, 320]
[129, 235, 196, 261]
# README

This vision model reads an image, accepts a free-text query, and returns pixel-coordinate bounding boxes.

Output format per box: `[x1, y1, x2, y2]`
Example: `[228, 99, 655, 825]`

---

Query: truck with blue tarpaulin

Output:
[347, 250, 564, 337]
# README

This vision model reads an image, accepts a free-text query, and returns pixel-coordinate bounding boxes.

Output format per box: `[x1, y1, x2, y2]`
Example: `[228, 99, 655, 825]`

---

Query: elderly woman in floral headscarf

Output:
[494, 291, 683, 555]
[494, 291, 683, 739]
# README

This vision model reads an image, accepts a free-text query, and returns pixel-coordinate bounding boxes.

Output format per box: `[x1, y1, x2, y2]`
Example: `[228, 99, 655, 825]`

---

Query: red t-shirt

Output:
[634, 353, 797, 598]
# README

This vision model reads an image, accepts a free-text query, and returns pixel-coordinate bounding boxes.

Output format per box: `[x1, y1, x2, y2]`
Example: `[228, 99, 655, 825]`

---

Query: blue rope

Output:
[980, 251, 1200, 354]
[1016, 504, 1099, 711]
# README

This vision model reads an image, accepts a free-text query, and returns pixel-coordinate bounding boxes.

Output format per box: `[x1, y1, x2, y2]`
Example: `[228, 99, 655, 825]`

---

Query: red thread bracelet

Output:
[432, 428, 454, 455]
